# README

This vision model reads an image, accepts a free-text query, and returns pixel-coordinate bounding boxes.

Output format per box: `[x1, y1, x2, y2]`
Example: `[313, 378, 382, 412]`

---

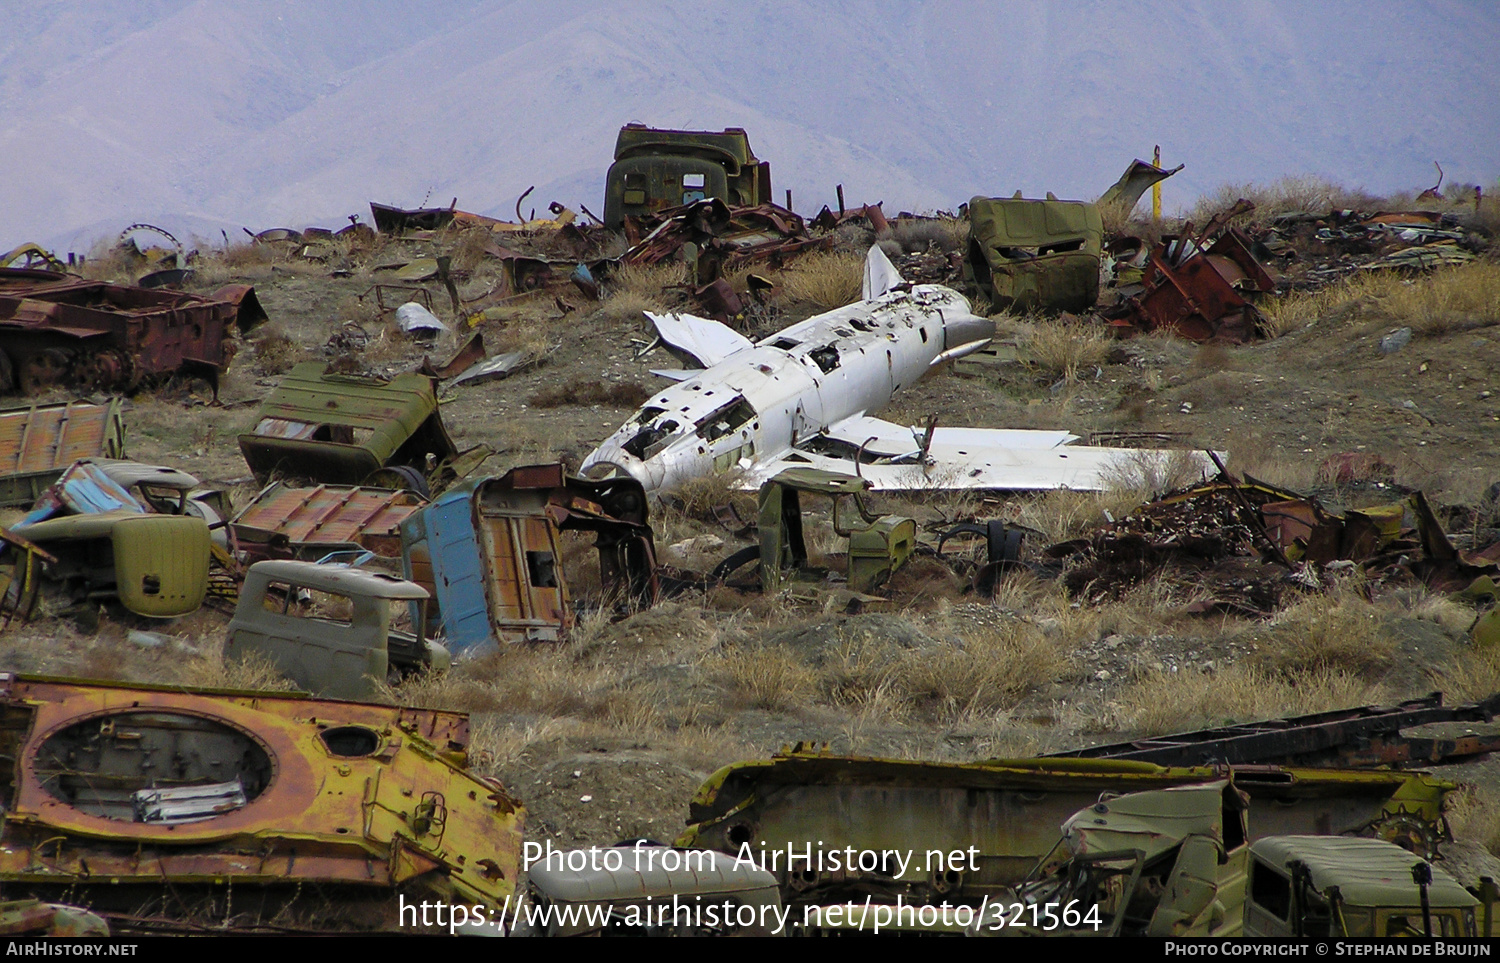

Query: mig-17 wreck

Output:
[583, 247, 1209, 495]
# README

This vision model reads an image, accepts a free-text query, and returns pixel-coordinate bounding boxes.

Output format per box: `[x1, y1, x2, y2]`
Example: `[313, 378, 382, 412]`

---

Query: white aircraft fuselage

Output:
[581, 283, 994, 493]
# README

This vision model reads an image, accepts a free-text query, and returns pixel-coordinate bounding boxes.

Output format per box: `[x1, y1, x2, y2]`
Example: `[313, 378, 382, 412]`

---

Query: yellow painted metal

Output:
[0, 675, 523, 912]
[1152, 145, 1162, 222]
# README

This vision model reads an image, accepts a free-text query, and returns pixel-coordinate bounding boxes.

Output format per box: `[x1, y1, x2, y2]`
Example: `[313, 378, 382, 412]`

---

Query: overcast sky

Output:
[3, 0, 1497, 251]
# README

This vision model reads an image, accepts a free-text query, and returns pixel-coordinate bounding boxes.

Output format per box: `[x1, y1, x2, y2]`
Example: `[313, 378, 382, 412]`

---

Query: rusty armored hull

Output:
[0, 674, 523, 931]
[0, 268, 265, 395]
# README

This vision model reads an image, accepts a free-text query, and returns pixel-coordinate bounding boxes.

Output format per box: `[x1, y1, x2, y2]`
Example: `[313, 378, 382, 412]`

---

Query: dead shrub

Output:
[1100, 665, 1384, 734]
[250, 326, 307, 375]
[1248, 596, 1395, 679]
[1021, 319, 1113, 382]
[714, 645, 818, 711]
[528, 381, 651, 409]
[782, 252, 864, 309]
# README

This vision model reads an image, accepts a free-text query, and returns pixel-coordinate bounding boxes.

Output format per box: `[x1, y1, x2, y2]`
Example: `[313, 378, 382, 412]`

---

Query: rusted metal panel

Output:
[401, 464, 659, 652]
[238, 361, 458, 488]
[678, 749, 1454, 908]
[0, 268, 265, 395]
[621, 199, 831, 283]
[1047, 691, 1500, 769]
[0, 674, 522, 931]
[0, 400, 125, 507]
[231, 481, 427, 561]
[1110, 224, 1277, 343]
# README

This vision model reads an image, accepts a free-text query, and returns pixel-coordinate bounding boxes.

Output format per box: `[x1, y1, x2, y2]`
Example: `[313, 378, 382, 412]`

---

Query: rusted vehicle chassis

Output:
[0, 674, 523, 932]
[0, 268, 265, 395]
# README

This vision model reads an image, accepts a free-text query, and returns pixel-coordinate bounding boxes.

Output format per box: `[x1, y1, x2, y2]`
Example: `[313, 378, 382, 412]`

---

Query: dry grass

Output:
[1100, 448, 1214, 499]
[1010, 488, 1149, 542]
[180, 648, 303, 692]
[782, 252, 864, 309]
[1433, 646, 1500, 703]
[889, 217, 967, 254]
[594, 262, 685, 326]
[608, 261, 683, 301]
[1247, 594, 1395, 680]
[658, 468, 751, 519]
[1020, 319, 1114, 382]
[809, 616, 1067, 723]
[1445, 785, 1500, 857]
[1215, 427, 1318, 491]
[1263, 264, 1500, 337]
[1184, 175, 1386, 229]
[1098, 665, 1385, 734]
[896, 621, 1065, 720]
[385, 645, 613, 717]
[713, 645, 819, 712]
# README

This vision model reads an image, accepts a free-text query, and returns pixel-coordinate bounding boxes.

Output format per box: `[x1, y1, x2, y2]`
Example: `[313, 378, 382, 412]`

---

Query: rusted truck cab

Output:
[604, 125, 771, 229]
[226, 559, 449, 700]
[238, 361, 458, 493]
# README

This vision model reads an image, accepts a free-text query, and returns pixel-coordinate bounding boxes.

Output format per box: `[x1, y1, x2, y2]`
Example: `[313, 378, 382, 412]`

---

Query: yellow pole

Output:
[1152, 145, 1162, 222]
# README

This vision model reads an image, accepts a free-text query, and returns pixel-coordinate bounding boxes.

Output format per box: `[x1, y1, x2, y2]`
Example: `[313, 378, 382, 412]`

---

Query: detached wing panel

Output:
[760, 418, 1214, 492]
[648, 312, 753, 369]
[815, 416, 1078, 458]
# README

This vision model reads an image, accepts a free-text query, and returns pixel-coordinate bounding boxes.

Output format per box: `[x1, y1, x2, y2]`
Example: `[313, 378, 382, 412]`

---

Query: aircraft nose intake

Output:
[583, 459, 651, 490]
[944, 312, 995, 351]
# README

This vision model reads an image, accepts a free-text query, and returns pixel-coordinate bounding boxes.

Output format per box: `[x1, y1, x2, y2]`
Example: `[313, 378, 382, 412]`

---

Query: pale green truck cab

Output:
[1245, 836, 1484, 938]
[225, 559, 449, 700]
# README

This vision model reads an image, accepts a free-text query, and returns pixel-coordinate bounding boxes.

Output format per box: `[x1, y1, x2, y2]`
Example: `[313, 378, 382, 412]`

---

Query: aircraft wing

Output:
[647, 312, 754, 368]
[815, 415, 1079, 458]
[745, 415, 1212, 492]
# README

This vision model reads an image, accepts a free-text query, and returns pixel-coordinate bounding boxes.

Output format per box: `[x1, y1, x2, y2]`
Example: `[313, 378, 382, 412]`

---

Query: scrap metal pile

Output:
[1048, 467, 1500, 624]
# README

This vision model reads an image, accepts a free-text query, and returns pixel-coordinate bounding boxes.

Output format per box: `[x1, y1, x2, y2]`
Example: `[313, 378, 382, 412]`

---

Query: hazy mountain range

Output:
[3, 0, 1498, 252]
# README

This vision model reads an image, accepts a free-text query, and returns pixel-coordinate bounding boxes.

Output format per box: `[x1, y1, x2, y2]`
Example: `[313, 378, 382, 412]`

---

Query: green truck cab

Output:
[963, 196, 1103, 313]
[225, 559, 449, 700]
[756, 467, 915, 595]
[603, 125, 771, 229]
[1245, 836, 1483, 938]
[238, 362, 459, 493]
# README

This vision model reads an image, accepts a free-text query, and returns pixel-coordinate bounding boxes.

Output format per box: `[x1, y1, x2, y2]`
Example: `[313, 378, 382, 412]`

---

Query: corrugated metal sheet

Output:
[0, 401, 125, 507]
[232, 483, 426, 560]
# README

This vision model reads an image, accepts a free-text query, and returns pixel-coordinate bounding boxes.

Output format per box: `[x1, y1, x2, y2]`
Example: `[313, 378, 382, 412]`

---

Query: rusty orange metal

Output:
[0, 674, 523, 927]
[231, 481, 427, 561]
[0, 268, 266, 396]
[0, 399, 125, 507]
